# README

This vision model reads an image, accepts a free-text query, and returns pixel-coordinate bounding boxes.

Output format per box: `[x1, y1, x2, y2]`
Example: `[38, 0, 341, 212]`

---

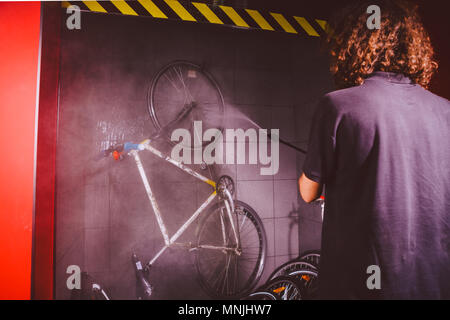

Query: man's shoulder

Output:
[320, 85, 374, 114]
[418, 88, 450, 111]
[323, 82, 450, 115]
[324, 85, 366, 102]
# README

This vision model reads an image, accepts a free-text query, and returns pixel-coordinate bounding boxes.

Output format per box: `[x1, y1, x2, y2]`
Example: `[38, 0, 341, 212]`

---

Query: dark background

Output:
[54, 0, 449, 299]
[220, 0, 450, 99]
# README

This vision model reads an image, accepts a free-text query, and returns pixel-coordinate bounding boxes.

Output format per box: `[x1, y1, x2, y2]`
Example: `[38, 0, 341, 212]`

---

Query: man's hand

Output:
[298, 173, 323, 203]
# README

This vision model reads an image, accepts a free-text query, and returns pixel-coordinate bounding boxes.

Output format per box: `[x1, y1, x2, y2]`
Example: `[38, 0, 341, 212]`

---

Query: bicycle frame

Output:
[128, 140, 240, 267]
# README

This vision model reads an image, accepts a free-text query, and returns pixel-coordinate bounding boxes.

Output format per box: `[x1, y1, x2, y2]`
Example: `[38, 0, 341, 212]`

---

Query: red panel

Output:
[33, 2, 61, 300]
[0, 2, 41, 299]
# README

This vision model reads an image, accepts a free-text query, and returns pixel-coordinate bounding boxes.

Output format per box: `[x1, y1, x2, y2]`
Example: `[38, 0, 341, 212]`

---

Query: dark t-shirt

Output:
[303, 71, 450, 299]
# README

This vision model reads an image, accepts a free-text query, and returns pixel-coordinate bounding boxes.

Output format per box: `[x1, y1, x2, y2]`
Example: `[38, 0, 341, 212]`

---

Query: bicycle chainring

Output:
[216, 175, 235, 199]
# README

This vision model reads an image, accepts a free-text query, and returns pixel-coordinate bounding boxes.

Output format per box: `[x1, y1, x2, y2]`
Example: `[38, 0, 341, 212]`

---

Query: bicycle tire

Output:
[262, 275, 305, 300]
[241, 291, 277, 300]
[148, 61, 225, 148]
[268, 258, 317, 281]
[195, 200, 267, 299]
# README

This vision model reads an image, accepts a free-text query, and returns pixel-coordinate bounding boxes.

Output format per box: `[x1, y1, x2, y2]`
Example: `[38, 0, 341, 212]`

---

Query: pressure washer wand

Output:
[238, 115, 308, 155]
[267, 132, 307, 154]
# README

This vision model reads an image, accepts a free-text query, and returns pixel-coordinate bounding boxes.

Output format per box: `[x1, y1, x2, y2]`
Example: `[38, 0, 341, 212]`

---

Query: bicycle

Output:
[242, 197, 325, 300]
[243, 256, 318, 301]
[100, 61, 267, 299]
[268, 259, 319, 300]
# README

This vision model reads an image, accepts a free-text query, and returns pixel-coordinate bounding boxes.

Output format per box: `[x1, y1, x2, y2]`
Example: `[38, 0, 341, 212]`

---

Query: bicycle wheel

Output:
[299, 249, 321, 269]
[288, 269, 319, 300]
[268, 258, 317, 281]
[195, 200, 267, 299]
[148, 61, 225, 148]
[262, 276, 305, 300]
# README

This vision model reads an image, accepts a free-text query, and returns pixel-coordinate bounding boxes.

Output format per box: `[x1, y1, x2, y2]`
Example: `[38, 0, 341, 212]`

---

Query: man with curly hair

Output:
[298, 0, 450, 299]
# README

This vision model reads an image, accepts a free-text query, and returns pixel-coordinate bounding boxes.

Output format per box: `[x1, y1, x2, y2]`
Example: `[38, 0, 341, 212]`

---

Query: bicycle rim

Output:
[268, 259, 317, 281]
[195, 200, 267, 299]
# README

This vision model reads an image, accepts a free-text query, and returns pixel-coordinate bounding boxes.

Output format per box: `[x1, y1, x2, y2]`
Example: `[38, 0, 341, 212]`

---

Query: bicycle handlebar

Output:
[102, 140, 149, 161]
[124, 142, 145, 151]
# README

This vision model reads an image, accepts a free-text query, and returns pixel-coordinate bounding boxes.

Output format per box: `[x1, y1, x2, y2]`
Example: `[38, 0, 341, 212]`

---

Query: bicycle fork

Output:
[223, 191, 241, 255]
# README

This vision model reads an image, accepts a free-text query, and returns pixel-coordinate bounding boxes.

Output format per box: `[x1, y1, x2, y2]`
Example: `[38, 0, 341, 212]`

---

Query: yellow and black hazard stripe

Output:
[62, 0, 329, 37]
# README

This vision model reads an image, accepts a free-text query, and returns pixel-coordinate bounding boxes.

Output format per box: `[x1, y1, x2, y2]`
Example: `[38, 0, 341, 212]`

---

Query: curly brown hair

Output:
[326, 0, 438, 89]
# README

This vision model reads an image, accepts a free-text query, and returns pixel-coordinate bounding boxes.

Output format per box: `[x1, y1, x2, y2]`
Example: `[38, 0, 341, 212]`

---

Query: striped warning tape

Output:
[62, 0, 329, 37]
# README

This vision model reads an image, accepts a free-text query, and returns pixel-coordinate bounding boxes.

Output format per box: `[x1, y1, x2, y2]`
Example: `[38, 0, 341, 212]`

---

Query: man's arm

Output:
[298, 173, 323, 203]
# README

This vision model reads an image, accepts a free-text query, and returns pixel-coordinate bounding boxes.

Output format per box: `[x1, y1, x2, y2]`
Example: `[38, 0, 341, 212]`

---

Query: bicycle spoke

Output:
[239, 214, 248, 230]
[210, 258, 228, 291]
[220, 253, 232, 295]
[163, 70, 182, 92]
[176, 65, 195, 103]
[173, 66, 188, 100]
[233, 254, 238, 294]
